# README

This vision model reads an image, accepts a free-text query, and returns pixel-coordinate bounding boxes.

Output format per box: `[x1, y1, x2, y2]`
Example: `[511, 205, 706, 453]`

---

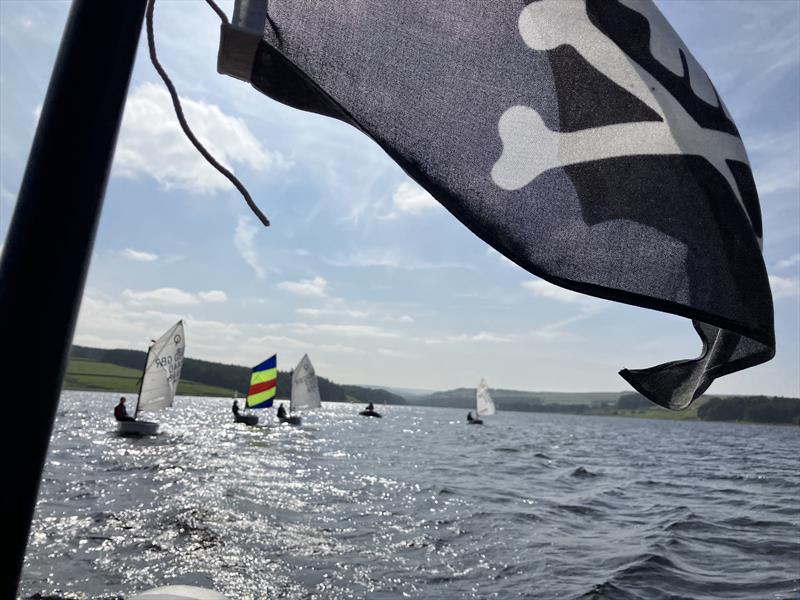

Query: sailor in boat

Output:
[114, 397, 135, 422]
[366, 402, 374, 412]
[467, 411, 474, 423]
[276, 402, 287, 420]
[232, 399, 240, 417]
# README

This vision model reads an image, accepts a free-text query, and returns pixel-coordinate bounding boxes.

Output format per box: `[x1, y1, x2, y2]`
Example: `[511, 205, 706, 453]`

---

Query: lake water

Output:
[19, 392, 800, 599]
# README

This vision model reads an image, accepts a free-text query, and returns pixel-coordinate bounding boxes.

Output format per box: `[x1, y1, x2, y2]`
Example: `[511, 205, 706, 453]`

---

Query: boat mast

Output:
[133, 345, 153, 420]
[0, 1, 147, 593]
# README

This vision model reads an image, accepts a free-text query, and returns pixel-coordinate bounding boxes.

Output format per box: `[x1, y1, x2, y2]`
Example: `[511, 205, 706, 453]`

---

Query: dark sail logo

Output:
[493, 0, 760, 241]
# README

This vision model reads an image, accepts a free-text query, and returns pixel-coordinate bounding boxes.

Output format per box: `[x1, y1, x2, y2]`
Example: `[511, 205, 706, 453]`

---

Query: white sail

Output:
[291, 353, 321, 411]
[136, 321, 186, 413]
[476, 378, 496, 417]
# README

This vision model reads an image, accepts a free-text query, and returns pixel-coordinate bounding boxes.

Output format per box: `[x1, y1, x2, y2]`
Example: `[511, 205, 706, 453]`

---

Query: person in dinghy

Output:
[114, 397, 135, 422]
[359, 402, 381, 418]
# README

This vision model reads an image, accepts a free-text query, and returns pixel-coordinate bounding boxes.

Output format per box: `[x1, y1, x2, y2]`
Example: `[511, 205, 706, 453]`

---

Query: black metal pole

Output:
[0, 0, 147, 594]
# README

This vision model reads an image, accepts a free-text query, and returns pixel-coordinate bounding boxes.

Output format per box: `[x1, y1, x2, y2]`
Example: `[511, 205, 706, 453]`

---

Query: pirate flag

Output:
[217, 0, 774, 409]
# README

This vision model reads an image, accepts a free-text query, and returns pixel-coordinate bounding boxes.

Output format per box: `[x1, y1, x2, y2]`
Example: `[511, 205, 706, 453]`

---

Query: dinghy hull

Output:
[117, 420, 158, 436]
[468, 419, 483, 425]
[130, 585, 228, 599]
[279, 415, 302, 425]
[359, 410, 382, 418]
[234, 414, 258, 425]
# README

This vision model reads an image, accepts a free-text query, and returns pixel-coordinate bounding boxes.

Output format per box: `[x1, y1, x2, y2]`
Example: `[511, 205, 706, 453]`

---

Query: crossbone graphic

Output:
[491, 0, 757, 241]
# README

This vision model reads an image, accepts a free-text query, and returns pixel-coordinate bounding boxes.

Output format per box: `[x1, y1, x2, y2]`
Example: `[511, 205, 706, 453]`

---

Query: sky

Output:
[0, 1, 798, 396]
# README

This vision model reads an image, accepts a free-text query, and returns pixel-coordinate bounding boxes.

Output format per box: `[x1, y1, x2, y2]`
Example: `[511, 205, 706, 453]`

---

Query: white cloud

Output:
[522, 279, 600, 306]
[278, 276, 328, 297]
[234, 215, 265, 279]
[486, 246, 522, 269]
[198, 290, 227, 303]
[122, 248, 158, 262]
[113, 83, 286, 192]
[122, 287, 227, 306]
[296, 306, 368, 319]
[769, 275, 800, 299]
[774, 254, 800, 271]
[389, 181, 439, 216]
[421, 331, 512, 344]
[378, 348, 414, 358]
[1, 185, 15, 203]
[747, 131, 800, 196]
[74, 292, 243, 362]
[292, 322, 399, 338]
[326, 248, 471, 270]
[398, 315, 415, 324]
[527, 310, 600, 340]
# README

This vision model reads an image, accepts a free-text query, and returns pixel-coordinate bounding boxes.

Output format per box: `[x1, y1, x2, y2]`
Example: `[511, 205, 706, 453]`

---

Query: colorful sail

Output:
[247, 354, 277, 408]
[136, 320, 185, 413]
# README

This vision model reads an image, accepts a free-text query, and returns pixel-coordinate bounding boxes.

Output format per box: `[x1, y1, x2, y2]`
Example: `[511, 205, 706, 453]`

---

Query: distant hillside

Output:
[64, 357, 236, 397]
[697, 396, 800, 425]
[356, 385, 435, 399]
[340, 385, 407, 406]
[417, 387, 621, 410]
[68, 345, 404, 405]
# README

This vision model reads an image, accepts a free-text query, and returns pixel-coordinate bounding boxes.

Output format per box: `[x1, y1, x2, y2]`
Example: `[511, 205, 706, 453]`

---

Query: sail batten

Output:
[291, 354, 321, 411]
[136, 321, 185, 414]
[476, 378, 496, 417]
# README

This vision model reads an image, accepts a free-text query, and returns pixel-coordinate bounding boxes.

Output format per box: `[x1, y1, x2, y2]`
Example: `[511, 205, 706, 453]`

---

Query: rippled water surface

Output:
[20, 392, 800, 599]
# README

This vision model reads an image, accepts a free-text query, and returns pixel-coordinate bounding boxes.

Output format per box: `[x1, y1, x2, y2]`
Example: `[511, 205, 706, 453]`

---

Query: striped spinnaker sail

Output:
[247, 355, 277, 408]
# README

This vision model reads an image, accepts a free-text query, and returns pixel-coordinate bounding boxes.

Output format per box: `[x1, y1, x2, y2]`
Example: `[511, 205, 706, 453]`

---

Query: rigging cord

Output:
[145, 0, 270, 227]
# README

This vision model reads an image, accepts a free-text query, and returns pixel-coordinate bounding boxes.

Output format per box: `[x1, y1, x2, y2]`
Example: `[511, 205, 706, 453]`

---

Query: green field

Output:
[63, 357, 235, 397]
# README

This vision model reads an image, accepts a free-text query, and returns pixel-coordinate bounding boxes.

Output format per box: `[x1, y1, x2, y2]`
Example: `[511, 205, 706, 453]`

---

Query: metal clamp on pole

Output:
[0, 0, 148, 594]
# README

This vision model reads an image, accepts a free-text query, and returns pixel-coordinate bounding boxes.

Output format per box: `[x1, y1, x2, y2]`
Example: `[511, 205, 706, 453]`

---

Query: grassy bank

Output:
[63, 357, 235, 397]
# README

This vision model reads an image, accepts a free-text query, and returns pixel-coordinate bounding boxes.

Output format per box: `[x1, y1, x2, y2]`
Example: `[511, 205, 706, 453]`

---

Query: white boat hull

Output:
[117, 420, 159, 436]
[130, 585, 228, 599]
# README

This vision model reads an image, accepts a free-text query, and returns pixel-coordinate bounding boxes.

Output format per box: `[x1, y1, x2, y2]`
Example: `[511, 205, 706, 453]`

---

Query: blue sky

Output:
[1, 1, 798, 395]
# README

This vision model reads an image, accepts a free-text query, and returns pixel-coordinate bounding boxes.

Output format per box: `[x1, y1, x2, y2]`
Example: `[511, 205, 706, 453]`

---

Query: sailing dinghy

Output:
[232, 390, 257, 426]
[117, 320, 185, 436]
[468, 378, 496, 425]
[239, 354, 278, 425]
[282, 353, 322, 426]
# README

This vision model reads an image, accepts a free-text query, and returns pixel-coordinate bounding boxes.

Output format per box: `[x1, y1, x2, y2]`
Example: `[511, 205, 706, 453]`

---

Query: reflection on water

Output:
[20, 391, 800, 599]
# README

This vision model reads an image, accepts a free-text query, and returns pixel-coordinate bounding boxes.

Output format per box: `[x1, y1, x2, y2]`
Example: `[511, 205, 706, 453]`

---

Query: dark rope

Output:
[204, 0, 229, 25]
[146, 0, 270, 226]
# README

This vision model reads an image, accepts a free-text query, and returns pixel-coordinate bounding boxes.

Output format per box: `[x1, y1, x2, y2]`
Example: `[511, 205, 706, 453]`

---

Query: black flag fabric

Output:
[217, 0, 774, 409]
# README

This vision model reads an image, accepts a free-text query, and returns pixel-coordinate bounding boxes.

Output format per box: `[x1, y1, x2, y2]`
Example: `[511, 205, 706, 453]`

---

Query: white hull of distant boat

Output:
[130, 585, 227, 599]
[117, 420, 159, 436]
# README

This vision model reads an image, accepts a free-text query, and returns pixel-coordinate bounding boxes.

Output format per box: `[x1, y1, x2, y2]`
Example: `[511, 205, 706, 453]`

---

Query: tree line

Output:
[696, 396, 800, 425]
[70, 346, 405, 406]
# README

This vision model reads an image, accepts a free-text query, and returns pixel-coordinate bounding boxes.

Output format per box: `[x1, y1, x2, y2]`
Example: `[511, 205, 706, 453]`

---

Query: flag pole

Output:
[0, 0, 147, 594]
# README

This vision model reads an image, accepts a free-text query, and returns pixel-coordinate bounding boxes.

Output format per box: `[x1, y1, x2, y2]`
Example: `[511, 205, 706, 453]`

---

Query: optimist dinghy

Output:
[117, 321, 185, 436]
